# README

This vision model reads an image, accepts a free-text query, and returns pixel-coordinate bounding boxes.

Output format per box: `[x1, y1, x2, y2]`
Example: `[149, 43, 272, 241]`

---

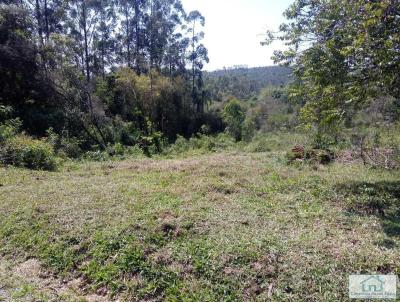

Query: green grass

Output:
[0, 150, 399, 301]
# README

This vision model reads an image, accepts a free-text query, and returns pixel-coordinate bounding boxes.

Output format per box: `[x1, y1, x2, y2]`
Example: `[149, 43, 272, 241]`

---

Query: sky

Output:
[181, 0, 293, 71]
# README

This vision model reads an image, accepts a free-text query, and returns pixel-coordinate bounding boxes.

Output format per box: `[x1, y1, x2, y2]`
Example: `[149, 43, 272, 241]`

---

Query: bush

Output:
[0, 135, 57, 170]
[167, 135, 191, 154]
[106, 142, 125, 156]
[60, 136, 83, 158]
[285, 145, 334, 166]
[46, 128, 83, 159]
[222, 99, 245, 141]
[83, 150, 110, 162]
[245, 138, 271, 153]
[165, 133, 236, 156]
[126, 145, 144, 157]
[242, 118, 256, 142]
[0, 118, 22, 143]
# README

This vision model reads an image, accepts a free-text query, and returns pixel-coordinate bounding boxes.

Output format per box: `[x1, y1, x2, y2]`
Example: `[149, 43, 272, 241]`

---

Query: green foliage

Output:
[0, 105, 21, 143]
[285, 148, 334, 167]
[242, 87, 299, 134]
[0, 0, 215, 161]
[242, 118, 256, 142]
[0, 135, 57, 170]
[244, 136, 271, 153]
[165, 133, 236, 155]
[267, 0, 400, 146]
[46, 128, 83, 159]
[0, 118, 21, 143]
[0, 104, 12, 120]
[59, 136, 83, 159]
[108, 142, 125, 156]
[83, 150, 110, 162]
[221, 99, 245, 141]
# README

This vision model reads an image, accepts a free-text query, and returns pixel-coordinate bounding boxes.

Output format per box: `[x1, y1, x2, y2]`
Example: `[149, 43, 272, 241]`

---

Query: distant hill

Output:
[204, 66, 292, 101]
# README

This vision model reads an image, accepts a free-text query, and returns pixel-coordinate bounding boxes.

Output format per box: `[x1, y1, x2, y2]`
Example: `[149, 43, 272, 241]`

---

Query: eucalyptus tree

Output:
[66, 0, 104, 81]
[144, 0, 185, 71]
[92, 0, 116, 77]
[186, 10, 208, 112]
[0, 0, 212, 150]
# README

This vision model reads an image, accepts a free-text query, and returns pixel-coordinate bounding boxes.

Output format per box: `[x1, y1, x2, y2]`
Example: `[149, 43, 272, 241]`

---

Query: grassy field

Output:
[0, 149, 399, 301]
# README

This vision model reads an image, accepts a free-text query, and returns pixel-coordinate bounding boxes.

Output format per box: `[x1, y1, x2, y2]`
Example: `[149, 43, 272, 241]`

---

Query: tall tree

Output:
[186, 10, 208, 112]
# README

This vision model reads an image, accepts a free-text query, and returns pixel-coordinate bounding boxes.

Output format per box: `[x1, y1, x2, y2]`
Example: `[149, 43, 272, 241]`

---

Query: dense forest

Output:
[0, 0, 214, 163]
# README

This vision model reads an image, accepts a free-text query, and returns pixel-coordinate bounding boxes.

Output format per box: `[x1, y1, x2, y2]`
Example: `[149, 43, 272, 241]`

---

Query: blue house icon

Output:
[361, 276, 385, 292]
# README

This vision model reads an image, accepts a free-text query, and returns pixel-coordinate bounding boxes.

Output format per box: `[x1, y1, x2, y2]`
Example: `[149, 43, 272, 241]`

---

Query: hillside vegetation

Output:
[204, 66, 292, 100]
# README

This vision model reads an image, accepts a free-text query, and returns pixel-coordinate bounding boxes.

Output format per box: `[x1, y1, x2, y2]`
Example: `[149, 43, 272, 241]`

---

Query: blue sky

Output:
[181, 0, 294, 71]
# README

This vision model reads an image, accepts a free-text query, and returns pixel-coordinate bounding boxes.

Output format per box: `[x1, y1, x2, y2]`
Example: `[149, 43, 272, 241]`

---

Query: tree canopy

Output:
[265, 0, 400, 146]
[0, 0, 212, 152]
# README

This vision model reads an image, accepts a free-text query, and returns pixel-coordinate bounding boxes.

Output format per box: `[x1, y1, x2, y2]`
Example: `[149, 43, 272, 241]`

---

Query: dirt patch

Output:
[250, 253, 279, 277]
[156, 211, 184, 238]
[150, 248, 174, 265]
[3, 259, 113, 301]
[243, 253, 280, 299]
[13, 259, 42, 281]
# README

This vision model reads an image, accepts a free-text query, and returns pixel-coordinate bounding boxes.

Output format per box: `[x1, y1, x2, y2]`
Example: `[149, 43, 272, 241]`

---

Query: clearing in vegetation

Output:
[0, 148, 399, 301]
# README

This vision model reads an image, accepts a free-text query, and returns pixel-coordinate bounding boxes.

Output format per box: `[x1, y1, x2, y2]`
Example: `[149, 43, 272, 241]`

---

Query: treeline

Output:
[0, 0, 218, 160]
[204, 66, 291, 101]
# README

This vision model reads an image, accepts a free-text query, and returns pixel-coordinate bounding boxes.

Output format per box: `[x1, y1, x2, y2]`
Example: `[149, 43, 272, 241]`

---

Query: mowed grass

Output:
[0, 151, 399, 301]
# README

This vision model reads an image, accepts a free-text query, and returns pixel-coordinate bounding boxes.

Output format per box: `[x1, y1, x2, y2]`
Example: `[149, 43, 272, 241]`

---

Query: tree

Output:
[92, 0, 116, 77]
[0, 4, 62, 135]
[186, 10, 209, 112]
[264, 0, 400, 146]
[67, 0, 104, 82]
[222, 99, 245, 141]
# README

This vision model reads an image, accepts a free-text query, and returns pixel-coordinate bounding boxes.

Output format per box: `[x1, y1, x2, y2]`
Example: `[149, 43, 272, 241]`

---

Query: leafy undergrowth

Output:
[0, 152, 399, 301]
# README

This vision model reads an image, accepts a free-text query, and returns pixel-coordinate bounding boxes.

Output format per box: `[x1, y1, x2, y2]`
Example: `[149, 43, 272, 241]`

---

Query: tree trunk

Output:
[44, 0, 49, 42]
[125, 4, 131, 68]
[34, 0, 44, 50]
[82, 2, 90, 82]
[192, 20, 196, 111]
[134, 0, 140, 74]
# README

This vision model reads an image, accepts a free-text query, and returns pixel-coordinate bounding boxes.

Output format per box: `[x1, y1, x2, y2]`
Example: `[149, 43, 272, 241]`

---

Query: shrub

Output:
[212, 133, 236, 150]
[305, 149, 334, 165]
[189, 134, 216, 151]
[0, 118, 22, 143]
[168, 135, 191, 154]
[165, 133, 236, 156]
[222, 99, 245, 141]
[242, 118, 256, 142]
[59, 136, 83, 158]
[46, 128, 83, 159]
[83, 150, 110, 162]
[245, 139, 271, 153]
[126, 145, 144, 157]
[106, 142, 125, 156]
[0, 135, 57, 170]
